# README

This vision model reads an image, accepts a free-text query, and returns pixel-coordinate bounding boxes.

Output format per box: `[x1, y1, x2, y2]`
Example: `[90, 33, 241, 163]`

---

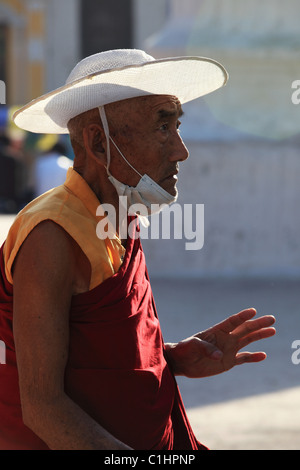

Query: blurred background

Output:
[0, 0, 299, 449]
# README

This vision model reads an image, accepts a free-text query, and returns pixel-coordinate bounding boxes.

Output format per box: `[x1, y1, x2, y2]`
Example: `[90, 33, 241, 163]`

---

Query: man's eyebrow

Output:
[157, 107, 184, 120]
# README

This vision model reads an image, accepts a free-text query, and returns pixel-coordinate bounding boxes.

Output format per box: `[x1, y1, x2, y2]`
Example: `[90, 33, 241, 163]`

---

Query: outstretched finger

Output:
[233, 315, 276, 340]
[216, 308, 257, 334]
[235, 351, 267, 365]
[238, 326, 276, 349]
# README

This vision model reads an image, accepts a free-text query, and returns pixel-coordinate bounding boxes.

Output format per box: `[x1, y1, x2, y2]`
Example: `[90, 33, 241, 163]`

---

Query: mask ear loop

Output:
[98, 106, 112, 175]
[98, 105, 142, 179]
[110, 139, 143, 179]
[98, 106, 149, 229]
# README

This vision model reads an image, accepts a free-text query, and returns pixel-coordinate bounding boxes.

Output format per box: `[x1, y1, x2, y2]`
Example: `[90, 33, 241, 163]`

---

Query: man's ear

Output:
[82, 124, 107, 166]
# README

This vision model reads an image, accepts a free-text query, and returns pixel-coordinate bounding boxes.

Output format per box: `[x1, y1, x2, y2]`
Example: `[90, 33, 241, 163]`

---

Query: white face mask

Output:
[98, 106, 178, 225]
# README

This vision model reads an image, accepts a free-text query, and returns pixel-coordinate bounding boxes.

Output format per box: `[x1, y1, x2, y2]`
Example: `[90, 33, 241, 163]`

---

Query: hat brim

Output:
[13, 56, 228, 134]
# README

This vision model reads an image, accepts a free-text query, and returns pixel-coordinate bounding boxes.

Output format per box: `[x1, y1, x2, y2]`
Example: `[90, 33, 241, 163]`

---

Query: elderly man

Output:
[0, 49, 275, 450]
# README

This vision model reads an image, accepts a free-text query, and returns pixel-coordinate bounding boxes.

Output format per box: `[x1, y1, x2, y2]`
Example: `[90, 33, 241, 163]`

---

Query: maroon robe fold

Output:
[0, 217, 207, 450]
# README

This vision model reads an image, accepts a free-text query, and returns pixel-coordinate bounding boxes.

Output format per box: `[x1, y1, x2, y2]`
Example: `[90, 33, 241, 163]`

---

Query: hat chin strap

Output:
[98, 106, 142, 179]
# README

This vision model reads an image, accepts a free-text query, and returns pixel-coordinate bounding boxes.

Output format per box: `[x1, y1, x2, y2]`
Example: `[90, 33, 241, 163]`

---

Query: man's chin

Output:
[160, 180, 178, 198]
[166, 186, 178, 201]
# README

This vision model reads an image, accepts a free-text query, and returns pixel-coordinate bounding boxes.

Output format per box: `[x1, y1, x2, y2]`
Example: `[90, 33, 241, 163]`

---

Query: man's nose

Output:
[169, 131, 189, 162]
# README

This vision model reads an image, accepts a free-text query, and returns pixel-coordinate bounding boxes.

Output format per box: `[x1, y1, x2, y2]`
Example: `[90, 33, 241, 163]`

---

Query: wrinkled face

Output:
[105, 95, 189, 196]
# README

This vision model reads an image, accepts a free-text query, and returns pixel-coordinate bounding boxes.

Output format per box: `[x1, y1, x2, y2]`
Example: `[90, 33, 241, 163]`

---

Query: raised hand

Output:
[165, 308, 276, 378]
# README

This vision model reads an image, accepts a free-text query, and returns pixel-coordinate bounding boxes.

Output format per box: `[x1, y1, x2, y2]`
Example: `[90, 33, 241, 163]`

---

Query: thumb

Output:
[195, 338, 223, 360]
[180, 336, 223, 361]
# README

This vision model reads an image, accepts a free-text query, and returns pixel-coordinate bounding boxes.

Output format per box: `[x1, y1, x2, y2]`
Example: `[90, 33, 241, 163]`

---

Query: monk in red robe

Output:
[0, 50, 276, 450]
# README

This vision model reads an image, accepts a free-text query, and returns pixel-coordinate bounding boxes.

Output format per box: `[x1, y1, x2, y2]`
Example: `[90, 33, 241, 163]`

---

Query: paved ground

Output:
[1, 215, 299, 450]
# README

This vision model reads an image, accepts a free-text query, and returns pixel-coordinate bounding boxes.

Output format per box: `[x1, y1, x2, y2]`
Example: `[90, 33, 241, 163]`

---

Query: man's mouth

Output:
[162, 170, 178, 182]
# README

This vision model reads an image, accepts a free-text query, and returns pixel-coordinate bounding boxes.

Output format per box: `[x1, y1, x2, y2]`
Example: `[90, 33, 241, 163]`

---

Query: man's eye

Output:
[159, 120, 182, 133]
[160, 123, 168, 132]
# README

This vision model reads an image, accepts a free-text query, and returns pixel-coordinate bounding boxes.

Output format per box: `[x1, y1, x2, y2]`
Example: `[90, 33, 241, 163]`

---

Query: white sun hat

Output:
[13, 48, 228, 134]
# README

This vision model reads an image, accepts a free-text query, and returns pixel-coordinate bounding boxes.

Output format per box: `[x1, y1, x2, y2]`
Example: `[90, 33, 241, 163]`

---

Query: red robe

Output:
[0, 217, 207, 450]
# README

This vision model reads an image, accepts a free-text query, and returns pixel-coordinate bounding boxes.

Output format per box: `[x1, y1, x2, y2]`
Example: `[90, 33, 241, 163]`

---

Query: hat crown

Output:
[66, 49, 155, 85]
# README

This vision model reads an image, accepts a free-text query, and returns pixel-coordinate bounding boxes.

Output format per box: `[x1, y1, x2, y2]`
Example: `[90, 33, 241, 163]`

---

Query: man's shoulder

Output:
[18, 184, 70, 219]
[3, 184, 76, 284]
[8, 180, 89, 242]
